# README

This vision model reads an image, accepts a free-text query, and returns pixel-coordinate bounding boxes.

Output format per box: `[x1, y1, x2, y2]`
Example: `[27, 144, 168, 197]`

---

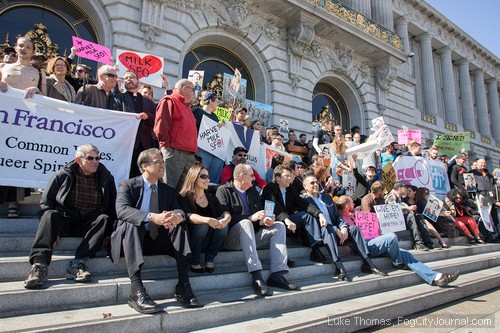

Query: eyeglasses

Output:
[76, 69, 86, 73]
[237, 153, 247, 157]
[308, 181, 319, 185]
[123, 75, 137, 80]
[103, 73, 118, 78]
[199, 174, 210, 180]
[185, 86, 195, 91]
[151, 159, 165, 165]
[83, 156, 100, 161]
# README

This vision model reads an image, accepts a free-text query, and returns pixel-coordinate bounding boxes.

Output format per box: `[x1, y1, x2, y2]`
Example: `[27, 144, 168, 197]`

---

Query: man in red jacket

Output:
[154, 79, 197, 189]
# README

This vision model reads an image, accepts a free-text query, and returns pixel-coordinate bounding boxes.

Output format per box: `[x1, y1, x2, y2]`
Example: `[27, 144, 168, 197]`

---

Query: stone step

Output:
[0, 255, 498, 333]
[1, 248, 497, 320]
[0, 237, 487, 282]
[0, 193, 41, 218]
[193, 265, 500, 333]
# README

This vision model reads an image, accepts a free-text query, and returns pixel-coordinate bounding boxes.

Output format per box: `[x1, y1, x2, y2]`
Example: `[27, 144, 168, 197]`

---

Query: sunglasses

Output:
[309, 181, 319, 185]
[151, 160, 164, 165]
[84, 156, 100, 161]
[103, 73, 118, 78]
[237, 153, 247, 157]
[76, 69, 86, 73]
[199, 174, 210, 180]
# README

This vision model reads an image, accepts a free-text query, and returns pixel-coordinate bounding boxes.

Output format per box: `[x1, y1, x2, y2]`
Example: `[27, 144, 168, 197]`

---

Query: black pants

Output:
[29, 209, 110, 265]
[406, 211, 432, 246]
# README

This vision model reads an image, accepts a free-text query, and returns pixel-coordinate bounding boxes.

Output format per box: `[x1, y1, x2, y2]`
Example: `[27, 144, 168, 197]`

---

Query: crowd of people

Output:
[1, 36, 499, 314]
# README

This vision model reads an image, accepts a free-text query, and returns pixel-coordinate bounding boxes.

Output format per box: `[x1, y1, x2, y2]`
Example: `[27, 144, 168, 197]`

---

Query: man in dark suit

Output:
[111, 148, 198, 314]
[303, 174, 387, 281]
[216, 164, 299, 296]
[112, 70, 157, 177]
[261, 165, 327, 263]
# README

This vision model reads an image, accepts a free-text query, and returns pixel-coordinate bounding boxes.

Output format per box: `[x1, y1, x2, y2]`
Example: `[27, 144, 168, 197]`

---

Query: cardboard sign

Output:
[72, 36, 113, 65]
[422, 194, 443, 222]
[197, 115, 230, 161]
[188, 70, 204, 96]
[214, 106, 231, 122]
[374, 204, 406, 234]
[463, 173, 477, 192]
[355, 211, 380, 240]
[382, 162, 397, 194]
[342, 170, 356, 196]
[116, 49, 164, 87]
[432, 132, 470, 156]
[398, 129, 421, 144]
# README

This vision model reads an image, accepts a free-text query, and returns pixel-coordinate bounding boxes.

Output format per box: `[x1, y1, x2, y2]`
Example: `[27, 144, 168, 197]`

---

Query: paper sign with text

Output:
[374, 204, 406, 233]
[215, 106, 231, 122]
[72, 36, 113, 65]
[197, 115, 230, 161]
[432, 132, 470, 156]
[116, 48, 164, 87]
[398, 129, 421, 144]
[355, 211, 380, 239]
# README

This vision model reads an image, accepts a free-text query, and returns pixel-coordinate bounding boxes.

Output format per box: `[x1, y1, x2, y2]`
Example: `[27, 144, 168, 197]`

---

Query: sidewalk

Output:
[361, 287, 500, 332]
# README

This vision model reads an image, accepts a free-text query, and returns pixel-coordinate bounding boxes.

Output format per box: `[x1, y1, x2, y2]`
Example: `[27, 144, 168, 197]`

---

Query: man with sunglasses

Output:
[220, 147, 267, 188]
[25, 144, 116, 289]
[75, 64, 119, 109]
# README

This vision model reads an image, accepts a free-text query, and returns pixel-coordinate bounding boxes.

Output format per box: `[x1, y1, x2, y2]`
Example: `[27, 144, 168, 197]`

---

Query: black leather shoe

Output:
[361, 264, 388, 276]
[392, 263, 411, 270]
[267, 275, 300, 291]
[309, 249, 328, 263]
[128, 287, 162, 314]
[252, 279, 271, 296]
[287, 259, 296, 268]
[190, 266, 204, 274]
[174, 282, 200, 308]
[435, 271, 459, 287]
[337, 268, 353, 282]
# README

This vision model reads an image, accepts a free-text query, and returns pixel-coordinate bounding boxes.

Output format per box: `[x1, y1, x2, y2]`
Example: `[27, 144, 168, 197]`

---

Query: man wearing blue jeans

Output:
[336, 195, 459, 287]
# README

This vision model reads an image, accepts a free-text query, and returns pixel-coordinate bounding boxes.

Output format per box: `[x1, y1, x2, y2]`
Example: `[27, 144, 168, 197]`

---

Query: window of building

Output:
[312, 82, 350, 131]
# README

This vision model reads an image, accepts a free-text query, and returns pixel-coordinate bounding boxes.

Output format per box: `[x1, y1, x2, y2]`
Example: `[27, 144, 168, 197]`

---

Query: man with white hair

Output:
[75, 64, 118, 109]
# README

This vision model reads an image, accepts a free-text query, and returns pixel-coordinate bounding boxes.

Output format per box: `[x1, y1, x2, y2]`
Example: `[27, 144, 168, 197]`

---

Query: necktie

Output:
[149, 184, 159, 240]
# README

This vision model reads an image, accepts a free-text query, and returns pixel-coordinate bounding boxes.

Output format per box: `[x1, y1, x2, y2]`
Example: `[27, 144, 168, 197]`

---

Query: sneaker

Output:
[65, 261, 92, 282]
[414, 242, 429, 251]
[24, 263, 48, 289]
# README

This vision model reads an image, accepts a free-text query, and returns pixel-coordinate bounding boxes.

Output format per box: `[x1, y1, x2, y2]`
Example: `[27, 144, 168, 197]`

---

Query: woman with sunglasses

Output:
[179, 165, 231, 273]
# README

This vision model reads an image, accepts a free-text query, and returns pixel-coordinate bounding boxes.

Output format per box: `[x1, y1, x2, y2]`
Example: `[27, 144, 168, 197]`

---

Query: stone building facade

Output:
[1, 0, 499, 168]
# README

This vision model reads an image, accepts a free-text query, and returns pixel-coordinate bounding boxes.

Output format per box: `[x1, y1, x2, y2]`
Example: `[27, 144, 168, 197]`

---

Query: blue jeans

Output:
[196, 149, 225, 184]
[188, 222, 228, 265]
[366, 232, 438, 285]
[289, 211, 322, 247]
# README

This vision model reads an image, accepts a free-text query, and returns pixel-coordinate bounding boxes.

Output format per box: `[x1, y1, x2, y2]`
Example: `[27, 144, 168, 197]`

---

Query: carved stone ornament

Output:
[140, 0, 167, 48]
[140, 25, 161, 49]
[287, 22, 315, 57]
[375, 64, 397, 91]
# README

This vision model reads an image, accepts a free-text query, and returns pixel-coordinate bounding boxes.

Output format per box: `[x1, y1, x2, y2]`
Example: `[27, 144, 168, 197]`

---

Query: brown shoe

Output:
[435, 271, 459, 287]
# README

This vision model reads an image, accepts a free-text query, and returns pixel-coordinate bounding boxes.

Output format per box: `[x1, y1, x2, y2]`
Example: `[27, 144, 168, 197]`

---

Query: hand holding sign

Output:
[72, 36, 113, 65]
[116, 49, 164, 87]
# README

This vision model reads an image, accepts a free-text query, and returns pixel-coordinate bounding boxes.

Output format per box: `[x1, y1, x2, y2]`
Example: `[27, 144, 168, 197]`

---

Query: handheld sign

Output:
[463, 173, 477, 192]
[116, 49, 164, 87]
[422, 194, 443, 223]
[197, 115, 230, 161]
[398, 129, 421, 144]
[355, 211, 380, 239]
[72, 36, 113, 65]
[374, 204, 406, 233]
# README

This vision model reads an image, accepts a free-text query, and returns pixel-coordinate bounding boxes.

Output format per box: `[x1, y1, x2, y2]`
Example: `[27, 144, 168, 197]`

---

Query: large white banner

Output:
[0, 89, 139, 189]
[197, 115, 231, 161]
[224, 121, 262, 171]
[392, 156, 450, 200]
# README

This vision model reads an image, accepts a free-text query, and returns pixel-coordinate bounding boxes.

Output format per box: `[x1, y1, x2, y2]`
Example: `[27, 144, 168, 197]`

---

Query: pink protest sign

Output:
[355, 211, 380, 240]
[398, 129, 421, 144]
[72, 36, 113, 65]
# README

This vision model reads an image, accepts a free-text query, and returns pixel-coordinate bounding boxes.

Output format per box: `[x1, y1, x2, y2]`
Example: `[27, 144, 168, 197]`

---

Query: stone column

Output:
[394, 17, 411, 73]
[486, 79, 500, 140]
[415, 33, 438, 115]
[437, 46, 458, 123]
[473, 70, 491, 136]
[371, 0, 393, 31]
[343, 0, 371, 18]
[457, 59, 476, 131]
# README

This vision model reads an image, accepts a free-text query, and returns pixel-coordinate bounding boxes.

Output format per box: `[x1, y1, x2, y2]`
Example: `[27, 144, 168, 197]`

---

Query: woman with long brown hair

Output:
[329, 134, 351, 182]
[179, 165, 231, 273]
[415, 188, 451, 248]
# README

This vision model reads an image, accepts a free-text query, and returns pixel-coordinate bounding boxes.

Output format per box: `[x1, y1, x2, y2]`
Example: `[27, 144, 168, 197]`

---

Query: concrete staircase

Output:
[0, 196, 499, 333]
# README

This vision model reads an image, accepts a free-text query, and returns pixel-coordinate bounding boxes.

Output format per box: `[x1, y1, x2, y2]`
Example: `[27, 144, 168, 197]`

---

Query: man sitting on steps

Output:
[25, 144, 116, 289]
